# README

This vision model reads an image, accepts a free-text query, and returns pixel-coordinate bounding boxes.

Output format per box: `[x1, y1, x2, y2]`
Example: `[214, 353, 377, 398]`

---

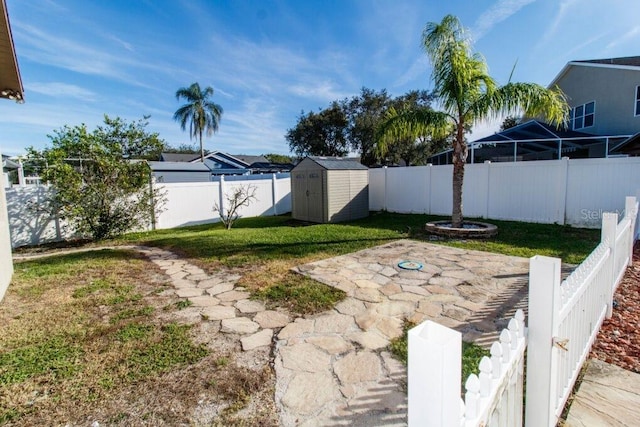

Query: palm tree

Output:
[377, 15, 568, 227]
[174, 83, 224, 162]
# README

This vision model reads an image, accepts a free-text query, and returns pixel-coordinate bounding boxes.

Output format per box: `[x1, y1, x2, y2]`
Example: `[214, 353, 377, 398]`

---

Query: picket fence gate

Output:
[409, 195, 638, 427]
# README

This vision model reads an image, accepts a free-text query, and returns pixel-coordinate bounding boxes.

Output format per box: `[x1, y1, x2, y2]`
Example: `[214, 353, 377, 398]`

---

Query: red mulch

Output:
[589, 243, 640, 373]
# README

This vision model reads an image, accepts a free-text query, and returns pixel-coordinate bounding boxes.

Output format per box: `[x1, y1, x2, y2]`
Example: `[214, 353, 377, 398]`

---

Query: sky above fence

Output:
[1, 0, 638, 157]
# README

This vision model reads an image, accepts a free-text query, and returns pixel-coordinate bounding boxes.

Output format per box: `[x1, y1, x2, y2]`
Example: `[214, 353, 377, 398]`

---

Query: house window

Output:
[571, 101, 595, 130]
[635, 86, 640, 116]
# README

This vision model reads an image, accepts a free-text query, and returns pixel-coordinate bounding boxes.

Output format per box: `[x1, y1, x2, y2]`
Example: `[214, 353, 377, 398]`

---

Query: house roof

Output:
[2, 154, 19, 170]
[232, 154, 269, 165]
[201, 152, 249, 168]
[611, 132, 640, 156]
[159, 152, 200, 162]
[475, 120, 592, 143]
[148, 161, 210, 172]
[0, 0, 23, 102]
[549, 56, 640, 88]
[302, 156, 368, 171]
[575, 56, 640, 67]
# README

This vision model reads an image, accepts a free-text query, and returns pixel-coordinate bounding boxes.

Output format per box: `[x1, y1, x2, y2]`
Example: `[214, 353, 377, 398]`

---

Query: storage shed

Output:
[291, 157, 369, 223]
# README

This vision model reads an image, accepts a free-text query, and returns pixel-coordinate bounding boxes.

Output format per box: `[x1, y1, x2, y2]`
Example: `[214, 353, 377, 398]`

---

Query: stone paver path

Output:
[15, 241, 547, 426]
[276, 240, 533, 426]
[133, 246, 287, 350]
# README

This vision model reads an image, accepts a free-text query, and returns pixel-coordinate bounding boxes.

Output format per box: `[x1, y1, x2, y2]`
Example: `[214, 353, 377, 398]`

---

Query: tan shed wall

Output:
[326, 169, 369, 222]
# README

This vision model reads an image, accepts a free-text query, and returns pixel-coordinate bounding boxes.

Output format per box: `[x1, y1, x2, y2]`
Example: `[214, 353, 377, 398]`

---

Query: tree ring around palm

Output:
[424, 220, 498, 239]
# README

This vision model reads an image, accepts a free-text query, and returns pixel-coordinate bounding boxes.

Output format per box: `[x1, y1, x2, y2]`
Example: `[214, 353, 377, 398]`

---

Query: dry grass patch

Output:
[0, 249, 276, 425]
[238, 259, 346, 316]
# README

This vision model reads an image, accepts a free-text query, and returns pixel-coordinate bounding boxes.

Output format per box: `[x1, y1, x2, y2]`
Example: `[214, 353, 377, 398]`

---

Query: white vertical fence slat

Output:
[6, 174, 293, 247]
[368, 157, 640, 228]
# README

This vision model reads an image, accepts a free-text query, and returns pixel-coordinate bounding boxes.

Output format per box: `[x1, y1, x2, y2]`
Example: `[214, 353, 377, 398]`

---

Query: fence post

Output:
[525, 255, 562, 427]
[484, 160, 491, 219]
[625, 196, 637, 266]
[272, 174, 278, 216]
[383, 166, 388, 211]
[408, 320, 461, 427]
[218, 175, 225, 219]
[602, 212, 618, 318]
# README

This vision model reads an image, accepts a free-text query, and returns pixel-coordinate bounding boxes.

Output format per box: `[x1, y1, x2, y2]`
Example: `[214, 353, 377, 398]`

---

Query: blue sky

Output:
[1, 0, 639, 157]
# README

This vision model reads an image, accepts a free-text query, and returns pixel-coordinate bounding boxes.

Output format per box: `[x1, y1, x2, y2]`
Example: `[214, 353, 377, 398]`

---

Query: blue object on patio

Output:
[398, 260, 423, 270]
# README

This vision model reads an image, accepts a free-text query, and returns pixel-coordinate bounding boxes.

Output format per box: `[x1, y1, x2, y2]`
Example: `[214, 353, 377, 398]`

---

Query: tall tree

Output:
[174, 83, 223, 162]
[286, 102, 349, 157]
[344, 88, 392, 166]
[377, 15, 568, 227]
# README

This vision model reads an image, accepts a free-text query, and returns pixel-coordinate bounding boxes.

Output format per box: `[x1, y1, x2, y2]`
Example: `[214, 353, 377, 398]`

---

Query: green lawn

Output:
[122, 212, 600, 266]
[2, 213, 601, 423]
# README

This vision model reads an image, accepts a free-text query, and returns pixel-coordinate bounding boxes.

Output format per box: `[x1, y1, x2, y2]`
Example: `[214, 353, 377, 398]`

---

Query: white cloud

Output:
[26, 82, 97, 101]
[535, 0, 579, 50]
[473, 0, 537, 41]
[606, 26, 640, 50]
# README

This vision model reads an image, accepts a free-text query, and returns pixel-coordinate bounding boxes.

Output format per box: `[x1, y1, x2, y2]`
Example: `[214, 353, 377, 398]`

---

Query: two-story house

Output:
[428, 56, 640, 164]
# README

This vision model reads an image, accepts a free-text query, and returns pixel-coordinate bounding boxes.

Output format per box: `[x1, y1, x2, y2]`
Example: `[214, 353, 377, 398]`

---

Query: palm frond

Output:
[471, 83, 569, 128]
[375, 107, 451, 157]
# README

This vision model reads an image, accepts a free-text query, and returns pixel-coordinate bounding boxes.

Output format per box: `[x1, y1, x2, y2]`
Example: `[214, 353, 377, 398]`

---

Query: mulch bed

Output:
[590, 243, 640, 373]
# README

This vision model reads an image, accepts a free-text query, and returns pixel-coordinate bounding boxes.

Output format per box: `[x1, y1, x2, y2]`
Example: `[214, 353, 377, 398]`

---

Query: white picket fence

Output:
[409, 195, 639, 427]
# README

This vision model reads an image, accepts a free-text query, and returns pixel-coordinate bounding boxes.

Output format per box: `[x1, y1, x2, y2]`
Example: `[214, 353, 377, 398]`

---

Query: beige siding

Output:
[349, 170, 369, 220]
[556, 65, 640, 136]
[327, 170, 369, 222]
[0, 150, 13, 300]
[327, 170, 352, 222]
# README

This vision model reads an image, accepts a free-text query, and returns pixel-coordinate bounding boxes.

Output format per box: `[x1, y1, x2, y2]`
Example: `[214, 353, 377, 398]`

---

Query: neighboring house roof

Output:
[249, 162, 294, 173]
[0, 0, 23, 103]
[2, 154, 19, 170]
[428, 120, 605, 163]
[147, 161, 210, 172]
[475, 120, 593, 143]
[301, 156, 368, 170]
[232, 154, 269, 165]
[200, 152, 250, 168]
[549, 55, 640, 88]
[611, 133, 640, 156]
[159, 152, 200, 162]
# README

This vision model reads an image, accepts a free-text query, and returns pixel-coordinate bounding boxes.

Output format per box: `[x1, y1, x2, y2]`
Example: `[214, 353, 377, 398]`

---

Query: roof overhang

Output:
[0, 0, 23, 103]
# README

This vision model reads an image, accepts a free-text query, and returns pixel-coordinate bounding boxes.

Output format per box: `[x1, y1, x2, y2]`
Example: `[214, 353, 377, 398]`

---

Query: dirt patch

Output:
[590, 243, 640, 372]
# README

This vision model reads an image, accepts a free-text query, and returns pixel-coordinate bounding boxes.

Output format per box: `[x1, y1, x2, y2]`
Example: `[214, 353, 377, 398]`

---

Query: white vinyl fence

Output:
[6, 174, 291, 247]
[409, 195, 638, 427]
[370, 157, 640, 228]
[155, 173, 291, 229]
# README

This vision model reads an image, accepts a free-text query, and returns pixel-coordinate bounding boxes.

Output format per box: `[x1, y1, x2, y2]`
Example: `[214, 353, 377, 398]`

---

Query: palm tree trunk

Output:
[451, 123, 466, 227]
[199, 131, 204, 163]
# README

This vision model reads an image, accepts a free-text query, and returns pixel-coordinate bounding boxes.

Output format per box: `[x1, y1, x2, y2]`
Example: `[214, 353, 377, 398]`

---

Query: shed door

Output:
[293, 172, 308, 221]
[306, 171, 323, 223]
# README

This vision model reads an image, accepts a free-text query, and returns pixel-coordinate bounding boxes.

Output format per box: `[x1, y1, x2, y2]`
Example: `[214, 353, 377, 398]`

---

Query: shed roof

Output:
[148, 161, 210, 172]
[0, 0, 23, 102]
[304, 156, 368, 170]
